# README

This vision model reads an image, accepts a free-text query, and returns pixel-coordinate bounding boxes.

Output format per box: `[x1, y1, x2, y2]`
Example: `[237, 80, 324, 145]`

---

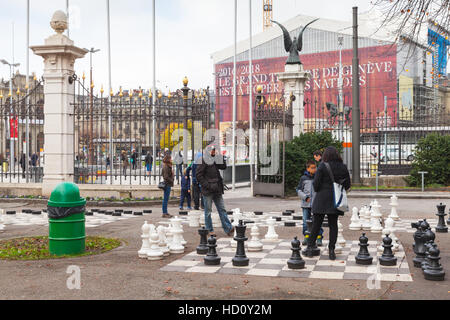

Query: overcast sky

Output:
[0, 0, 373, 93]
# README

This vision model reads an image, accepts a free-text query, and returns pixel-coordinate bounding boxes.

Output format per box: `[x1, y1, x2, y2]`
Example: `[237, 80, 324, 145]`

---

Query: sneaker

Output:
[317, 236, 323, 247]
[162, 213, 173, 218]
[187, 207, 192, 210]
[302, 235, 309, 246]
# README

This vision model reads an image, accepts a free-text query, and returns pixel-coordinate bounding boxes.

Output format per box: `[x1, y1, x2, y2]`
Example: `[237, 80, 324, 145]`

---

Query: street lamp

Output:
[83, 48, 100, 165]
[1, 59, 21, 171]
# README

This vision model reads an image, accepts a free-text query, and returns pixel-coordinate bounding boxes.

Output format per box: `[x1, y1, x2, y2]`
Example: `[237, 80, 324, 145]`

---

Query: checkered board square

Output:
[160, 238, 413, 282]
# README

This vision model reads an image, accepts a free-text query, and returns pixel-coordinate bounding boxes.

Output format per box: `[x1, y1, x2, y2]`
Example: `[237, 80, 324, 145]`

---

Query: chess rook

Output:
[197, 227, 209, 255]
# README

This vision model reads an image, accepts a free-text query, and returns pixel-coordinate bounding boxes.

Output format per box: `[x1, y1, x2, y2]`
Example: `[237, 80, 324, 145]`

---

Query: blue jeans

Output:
[302, 208, 323, 237]
[162, 186, 171, 214]
[203, 194, 233, 233]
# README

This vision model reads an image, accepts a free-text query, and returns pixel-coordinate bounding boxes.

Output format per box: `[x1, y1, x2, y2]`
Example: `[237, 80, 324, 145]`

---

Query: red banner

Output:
[215, 44, 398, 124]
[10, 117, 18, 140]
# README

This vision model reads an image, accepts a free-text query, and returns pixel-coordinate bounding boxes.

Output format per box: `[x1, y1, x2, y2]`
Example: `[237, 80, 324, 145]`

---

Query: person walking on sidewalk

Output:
[161, 154, 174, 218]
[196, 146, 234, 237]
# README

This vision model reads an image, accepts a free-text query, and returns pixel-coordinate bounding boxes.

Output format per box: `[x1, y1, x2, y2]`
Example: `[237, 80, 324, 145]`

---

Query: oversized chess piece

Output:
[361, 206, 372, 231]
[179, 223, 187, 246]
[370, 200, 383, 233]
[231, 210, 243, 248]
[388, 194, 400, 221]
[287, 237, 305, 269]
[355, 233, 373, 265]
[383, 217, 399, 252]
[421, 228, 436, 270]
[423, 244, 446, 281]
[169, 218, 185, 254]
[138, 221, 151, 258]
[157, 225, 170, 257]
[349, 207, 362, 230]
[435, 203, 448, 233]
[447, 208, 450, 226]
[247, 225, 263, 252]
[188, 210, 201, 228]
[379, 234, 397, 266]
[147, 227, 164, 260]
[412, 220, 429, 268]
[197, 227, 209, 254]
[204, 235, 221, 266]
[337, 219, 346, 248]
[232, 220, 249, 267]
[264, 218, 279, 241]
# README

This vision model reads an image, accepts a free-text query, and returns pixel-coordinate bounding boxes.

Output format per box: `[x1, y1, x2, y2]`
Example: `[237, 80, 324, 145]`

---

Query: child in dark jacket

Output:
[296, 160, 324, 246]
[179, 169, 192, 210]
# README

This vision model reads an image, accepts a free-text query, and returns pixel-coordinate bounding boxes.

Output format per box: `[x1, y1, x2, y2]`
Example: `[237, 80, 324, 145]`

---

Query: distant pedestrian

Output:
[19, 153, 26, 178]
[121, 151, 129, 176]
[145, 153, 153, 173]
[131, 149, 138, 170]
[179, 169, 192, 210]
[161, 154, 174, 218]
[190, 151, 204, 210]
[174, 150, 183, 184]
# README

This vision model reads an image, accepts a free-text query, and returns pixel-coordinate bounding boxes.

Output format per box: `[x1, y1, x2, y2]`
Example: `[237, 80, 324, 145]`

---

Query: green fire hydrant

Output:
[48, 182, 86, 256]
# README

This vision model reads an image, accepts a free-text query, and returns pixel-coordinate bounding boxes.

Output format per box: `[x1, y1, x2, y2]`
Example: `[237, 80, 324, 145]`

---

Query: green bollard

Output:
[48, 182, 86, 256]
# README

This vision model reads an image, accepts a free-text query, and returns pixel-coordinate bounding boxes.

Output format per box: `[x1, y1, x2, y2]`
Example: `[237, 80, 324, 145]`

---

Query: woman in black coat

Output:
[305, 146, 351, 260]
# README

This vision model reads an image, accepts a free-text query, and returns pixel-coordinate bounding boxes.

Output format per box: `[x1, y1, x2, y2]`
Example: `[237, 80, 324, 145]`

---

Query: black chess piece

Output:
[196, 227, 209, 255]
[355, 233, 373, 265]
[421, 240, 434, 271]
[447, 208, 450, 226]
[287, 237, 305, 269]
[379, 234, 397, 266]
[423, 244, 446, 281]
[322, 216, 329, 228]
[302, 219, 320, 257]
[412, 220, 429, 268]
[232, 220, 249, 267]
[204, 235, 221, 266]
[411, 220, 423, 253]
[435, 203, 448, 233]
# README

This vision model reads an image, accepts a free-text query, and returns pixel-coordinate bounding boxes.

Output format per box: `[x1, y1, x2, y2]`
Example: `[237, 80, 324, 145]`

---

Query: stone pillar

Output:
[31, 11, 87, 196]
[277, 64, 311, 137]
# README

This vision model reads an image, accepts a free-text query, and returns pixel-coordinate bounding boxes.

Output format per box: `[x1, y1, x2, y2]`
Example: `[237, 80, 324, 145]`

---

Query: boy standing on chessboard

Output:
[296, 160, 324, 246]
[179, 169, 192, 210]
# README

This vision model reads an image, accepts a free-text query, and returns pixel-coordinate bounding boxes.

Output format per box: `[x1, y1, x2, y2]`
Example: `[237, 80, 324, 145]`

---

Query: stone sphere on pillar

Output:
[50, 11, 68, 34]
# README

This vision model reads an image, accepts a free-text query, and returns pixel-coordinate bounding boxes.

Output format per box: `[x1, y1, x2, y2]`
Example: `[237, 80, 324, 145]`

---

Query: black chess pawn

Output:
[435, 203, 448, 233]
[302, 219, 320, 257]
[232, 220, 249, 267]
[379, 234, 397, 266]
[204, 235, 221, 266]
[421, 240, 434, 271]
[412, 220, 429, 268]
[196, 227, 209, 255]
[287, 237, 305, 269]
[355, 233, 373, 265]
[423, 244, 446, 281]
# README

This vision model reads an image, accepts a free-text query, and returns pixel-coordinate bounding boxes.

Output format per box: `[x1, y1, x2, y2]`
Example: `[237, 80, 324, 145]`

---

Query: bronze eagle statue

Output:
[271, 19, 319, 65]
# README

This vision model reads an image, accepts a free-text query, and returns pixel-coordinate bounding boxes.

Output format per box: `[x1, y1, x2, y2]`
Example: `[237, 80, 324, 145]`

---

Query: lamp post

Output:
[1, 59, 20, 172]
[83, 48, 100, 166]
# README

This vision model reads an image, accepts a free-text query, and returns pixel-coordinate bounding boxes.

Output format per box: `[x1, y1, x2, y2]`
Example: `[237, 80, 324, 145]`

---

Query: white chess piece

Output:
[157, 225, 170, 256]
[337, 220, 346, 247]
[147, 228, 164, 260]
[165, 223, 174, 247]
[384, 217, 399, 252]
[188, 210, 201, 227]
[370, 200, 383, 233]
[361, 206, 372, 231]
[169, 218, 185, 254]
[389, 194, 400, 221]
[138, 221, 151, 258]
[264, 218, 279, 241]
[179, 222, 187, 246]
[247, 225, 263, 252]
[349, 207, 362, 230]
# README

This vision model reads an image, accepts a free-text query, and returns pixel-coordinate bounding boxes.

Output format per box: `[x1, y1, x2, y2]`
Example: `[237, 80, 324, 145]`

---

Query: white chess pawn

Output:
[157, 225, 170, 256]
[264, 218, 279, 241]
[337, 220, 346, 247]
[389, 194, 400, 221]
[349, 207, 362, 230]
[147, 229, 164, 260]
[169, 218, 185, 254]
[179, 222, 187, 246]
[361, 206, 372, 231]
[370, 200, 383, 233]
[165, 223, 174, 248]
[247, 225, 263, 252]
[138, 221, 151, 258]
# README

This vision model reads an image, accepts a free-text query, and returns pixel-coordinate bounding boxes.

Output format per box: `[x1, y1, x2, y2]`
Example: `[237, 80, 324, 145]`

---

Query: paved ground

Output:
[0, 189, 449, 300]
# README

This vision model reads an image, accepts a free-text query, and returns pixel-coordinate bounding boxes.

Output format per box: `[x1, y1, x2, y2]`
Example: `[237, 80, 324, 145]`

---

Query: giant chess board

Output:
[160, 238, 413, 282]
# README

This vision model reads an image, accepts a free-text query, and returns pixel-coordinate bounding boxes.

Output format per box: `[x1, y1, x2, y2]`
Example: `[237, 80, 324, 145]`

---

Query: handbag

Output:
[324, 162, 349, 212]
[158, 181, 166, 190]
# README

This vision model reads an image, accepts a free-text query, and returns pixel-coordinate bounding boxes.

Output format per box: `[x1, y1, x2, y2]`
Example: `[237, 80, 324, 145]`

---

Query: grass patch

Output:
[0, 236, 122, 261]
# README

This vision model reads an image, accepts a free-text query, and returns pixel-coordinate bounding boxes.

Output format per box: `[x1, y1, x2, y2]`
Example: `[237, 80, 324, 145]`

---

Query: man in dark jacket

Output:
[188, 151, 204, 210]
[196, 146, 234, 236]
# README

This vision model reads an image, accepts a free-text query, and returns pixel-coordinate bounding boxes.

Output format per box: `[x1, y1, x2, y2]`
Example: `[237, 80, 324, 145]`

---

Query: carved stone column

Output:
[31, 11, 87, 196]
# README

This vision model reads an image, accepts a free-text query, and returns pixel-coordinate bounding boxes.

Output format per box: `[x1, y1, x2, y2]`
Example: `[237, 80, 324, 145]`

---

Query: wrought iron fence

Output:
[0, 79, 45, 183]
[72, 75, 212, 185]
